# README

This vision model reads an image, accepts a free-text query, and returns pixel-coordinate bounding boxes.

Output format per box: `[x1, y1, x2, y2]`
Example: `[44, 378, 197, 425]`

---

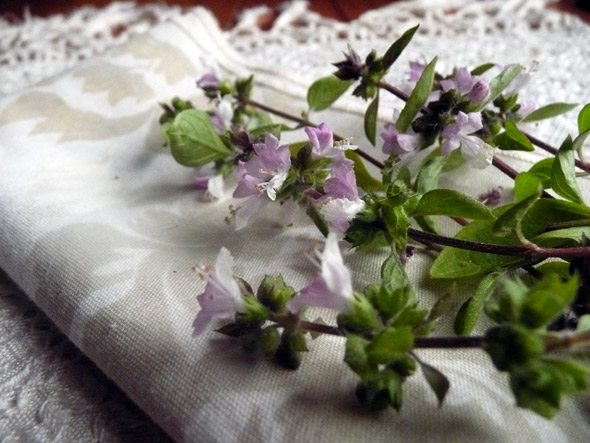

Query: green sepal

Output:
[274, 331, 305, 370]
[355, 370, 403, 411]
[306, 204, 330, 237]
[344, 335, 378, 380]
[260, 327, 281, 357]
[256, 274, 296, 313]
[484, 324, 545, 371]
[365, 326, 414, 366]
[338, 293, 381, 334]
[240, 294, 269, 323]
[307, 75, 354, 112]
[164, 109, 232, 167]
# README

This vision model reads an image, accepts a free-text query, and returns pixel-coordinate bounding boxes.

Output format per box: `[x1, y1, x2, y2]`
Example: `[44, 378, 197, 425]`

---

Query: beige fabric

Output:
[1, 2, 590, 442]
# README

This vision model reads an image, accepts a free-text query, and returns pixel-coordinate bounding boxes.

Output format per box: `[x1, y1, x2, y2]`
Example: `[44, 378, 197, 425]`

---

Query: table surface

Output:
[1, 0, 589, 27]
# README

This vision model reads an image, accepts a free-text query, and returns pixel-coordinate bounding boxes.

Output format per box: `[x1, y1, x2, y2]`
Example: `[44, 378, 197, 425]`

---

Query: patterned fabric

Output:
[1, 1, 590, 441]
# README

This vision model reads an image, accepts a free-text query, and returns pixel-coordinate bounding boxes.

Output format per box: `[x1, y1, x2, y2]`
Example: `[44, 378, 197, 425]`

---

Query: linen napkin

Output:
[1, 3, 590, 442]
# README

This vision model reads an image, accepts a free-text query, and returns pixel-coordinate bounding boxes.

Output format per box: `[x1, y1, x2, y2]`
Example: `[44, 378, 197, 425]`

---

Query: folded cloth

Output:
[1, 1, 590, 441]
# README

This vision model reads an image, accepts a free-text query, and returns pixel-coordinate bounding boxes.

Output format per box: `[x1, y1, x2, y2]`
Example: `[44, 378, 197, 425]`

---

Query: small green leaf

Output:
[577, 315, 590, 332]
[366, 326, 414, 365]
[344, 335, 377, 380]
[492, 185, 541, 240]
[527, 158, 554, 188]
[306, 204, 329, 237]
[551, 135, 584, 204]
[396, 56, 437, 133]
[164, 109, 231, 167]
[522, 103, 578, 122]
[345, 150, 383, 192]
[454, 272, 502, 335]
[307, 76, 354, 112]
[572, 128, 590, 154]
[364, 93, 379, 145]
[532, 226, 590, 248]
[414, 154, 448, 233]
[413, 189, 495, 220]
[578, 103, 590, 133]
[470, 63, 495, 76]
[417, 359, 450, 407]
[475, 64, 523, 111]
[493, 120, 534, 152]
[383, 25, 420, 69]
[514, 172, 542, 202]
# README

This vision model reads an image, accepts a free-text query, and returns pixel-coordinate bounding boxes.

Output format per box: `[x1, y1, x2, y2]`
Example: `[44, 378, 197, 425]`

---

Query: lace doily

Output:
[1, 0, 589, 441]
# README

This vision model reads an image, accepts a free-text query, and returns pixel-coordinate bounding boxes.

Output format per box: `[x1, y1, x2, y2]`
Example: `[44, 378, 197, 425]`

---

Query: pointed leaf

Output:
[383, 25, 420, 69]
[475, 64, 523, 111]
[418, 359, 450, 407]
[578, 103, 590, 133]
[572, 128, 590, 153]
[454, 272, 502, 335]
[345, 150, 382, 192]
[551, 135, 584, 204]
[413, 189, 495, 220]
[523, 103, 578, 122]
[470, 63, 495, 76]
[366, 326, 414, 365]
[364, 92, 379, 145]
[307, 76, 353, 111]
[414, 154, 448, 233]
[492, 185, 541, 239]
[514, 172, 542, 202]
[396, 56, 437, 132]
[532, 226, 590, 248]
[164, 109, 231, 167]
[494, 120, 534, 151]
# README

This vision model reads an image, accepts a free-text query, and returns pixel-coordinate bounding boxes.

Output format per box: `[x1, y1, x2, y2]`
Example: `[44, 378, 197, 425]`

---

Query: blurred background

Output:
[0, 0, 588, 28]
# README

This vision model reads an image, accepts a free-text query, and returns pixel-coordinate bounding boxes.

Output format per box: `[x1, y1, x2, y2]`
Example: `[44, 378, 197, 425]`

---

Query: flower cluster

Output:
[161, 24, 590, 419]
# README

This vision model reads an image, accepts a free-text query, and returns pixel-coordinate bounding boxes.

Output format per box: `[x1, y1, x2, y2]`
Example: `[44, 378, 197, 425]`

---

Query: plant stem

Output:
[241, 97, 385, 168]
[407, 227, 590, 258]
[299, 319, 486, 348]
[522, 130, 590, 173]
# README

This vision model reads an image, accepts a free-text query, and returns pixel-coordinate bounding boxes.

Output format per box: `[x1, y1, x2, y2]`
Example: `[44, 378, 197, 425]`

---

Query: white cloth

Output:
[1, 1, 590, 441]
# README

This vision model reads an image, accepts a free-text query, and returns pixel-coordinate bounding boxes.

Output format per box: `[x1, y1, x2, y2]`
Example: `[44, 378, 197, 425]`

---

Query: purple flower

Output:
[287, 233, 354, 313]
[305, 123, 334, 157]
[193, 247, 243, 336]
[441, 111, 493, 169]
[479, 187, 502, 207]
[197, 73, 221, 100]
[233, 134, 291, 229]
[381, 122, 421, 156]
[440, 67, 490, 104]
[317, 160, 365, 232]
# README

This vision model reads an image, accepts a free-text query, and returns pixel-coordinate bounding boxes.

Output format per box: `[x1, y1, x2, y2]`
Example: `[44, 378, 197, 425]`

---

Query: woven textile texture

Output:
[1, 1, 590, 441]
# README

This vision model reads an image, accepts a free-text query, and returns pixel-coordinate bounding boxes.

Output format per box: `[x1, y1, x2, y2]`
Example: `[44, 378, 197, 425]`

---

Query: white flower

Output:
[192, 247, 243, 336]
[441, 111, 493, 169]
[287, 233, 354, 313]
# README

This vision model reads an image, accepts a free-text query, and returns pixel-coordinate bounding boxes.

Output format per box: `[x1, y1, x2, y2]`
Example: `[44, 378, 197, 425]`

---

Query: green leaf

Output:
[382, 25, 420, 69]
[527, 158, 554, 188]
[522, 103, 578, 122]
[578, 103, 590, 133]
[364, 92, 379, 145]
[413, 189, 495, 220]
[344, 335, 378, 380]
[470, 63, 495, 76]
[454, 272, 502, 335]
[417, 359, 450, 407]
[492, 185, 541, 240]
[306, 204, 329, 237]
[572, 128, 590, 154]
[307, 76, 354, 112]
[493, 120, 534, 152]
[396, 56, 437, 132]
[414, 154, 448, 233]
[475, 64, 523, 111]
[366, 326, 414, 365]
[345, 150, 383, 193]
[577, 314, 590, 332]
[551, 135, 584, 204]
[532, 226, 590, 248]
[514, 172, 542, 202]
[164, 109, 231, 167]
